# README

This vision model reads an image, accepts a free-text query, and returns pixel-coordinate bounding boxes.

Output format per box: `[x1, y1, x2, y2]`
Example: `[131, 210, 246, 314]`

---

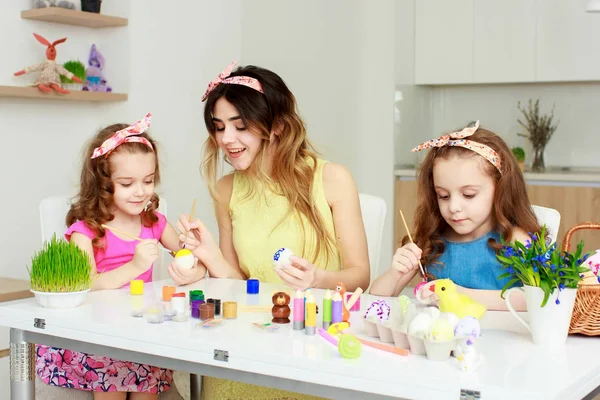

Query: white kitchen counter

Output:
[394, 166, 600, 187]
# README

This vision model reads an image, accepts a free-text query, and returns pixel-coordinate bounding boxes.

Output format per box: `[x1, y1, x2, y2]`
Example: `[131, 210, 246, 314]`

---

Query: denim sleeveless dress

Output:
[428, 231, 517, 290]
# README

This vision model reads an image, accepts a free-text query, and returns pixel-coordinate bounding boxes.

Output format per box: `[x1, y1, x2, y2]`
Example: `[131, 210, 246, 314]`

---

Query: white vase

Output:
[505, 285, 577, 345]
[31, 289, 89, 309]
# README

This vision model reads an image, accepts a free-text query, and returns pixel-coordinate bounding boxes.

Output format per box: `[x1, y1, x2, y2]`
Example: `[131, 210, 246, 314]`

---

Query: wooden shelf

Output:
[21, 8, 127, 28]
[0, 86, 128, 102]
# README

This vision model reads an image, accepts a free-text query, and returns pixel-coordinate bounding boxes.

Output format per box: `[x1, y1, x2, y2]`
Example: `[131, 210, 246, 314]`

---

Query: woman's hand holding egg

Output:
[275, 255, 317, 291]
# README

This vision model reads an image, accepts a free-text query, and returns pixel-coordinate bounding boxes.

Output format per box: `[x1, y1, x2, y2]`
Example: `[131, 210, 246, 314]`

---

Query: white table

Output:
[0, 278, 599, 400]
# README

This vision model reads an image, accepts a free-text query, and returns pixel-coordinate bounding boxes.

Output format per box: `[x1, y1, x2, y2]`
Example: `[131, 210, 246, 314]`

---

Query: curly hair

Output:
[66, 123, 161, 248]
[406, 124, 541, 275]
[202, 65, 337, 264]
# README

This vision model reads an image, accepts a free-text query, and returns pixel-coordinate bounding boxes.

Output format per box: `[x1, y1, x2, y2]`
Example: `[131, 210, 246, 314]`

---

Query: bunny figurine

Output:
[14, 33, 81, 94]
[82, 44, 112, 92]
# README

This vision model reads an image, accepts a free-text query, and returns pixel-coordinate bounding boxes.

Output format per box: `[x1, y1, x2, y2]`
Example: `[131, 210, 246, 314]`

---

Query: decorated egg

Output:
[414, 280, 427, 296]
[175, 249, 195, 269]
[454, 316, 481, 339]
[364, 300, 391, 323]
[273, 247, 294, 268]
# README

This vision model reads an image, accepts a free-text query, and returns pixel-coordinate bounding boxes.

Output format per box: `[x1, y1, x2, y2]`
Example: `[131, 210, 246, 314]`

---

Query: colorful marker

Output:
[293, 290, 305, 330]
[304, 288, 312, 315]
[305, 294, 317, 335]
[332, 291, 343, 323]
[322, 289, 332, 329]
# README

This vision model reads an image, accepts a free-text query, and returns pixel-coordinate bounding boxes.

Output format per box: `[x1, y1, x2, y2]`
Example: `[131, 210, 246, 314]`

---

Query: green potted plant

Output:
[28, 234, 92, 309]
[511, 146, 525, 172]
[497, 225, 590, 345]
[60, 60, 86, 91]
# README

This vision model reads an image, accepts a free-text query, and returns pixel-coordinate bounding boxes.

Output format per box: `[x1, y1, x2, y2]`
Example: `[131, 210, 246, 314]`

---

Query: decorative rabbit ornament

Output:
[14, 33, 82, 94]
[83, 44, 112, 92]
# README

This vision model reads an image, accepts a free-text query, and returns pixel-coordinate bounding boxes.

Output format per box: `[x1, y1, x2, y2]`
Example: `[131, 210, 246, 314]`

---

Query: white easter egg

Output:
[424, 306, 440, 321]
[439, 312, 461, 330]
[273, 247, 294, 268]
[175, 249, 195, 269]
[408, 312, 433, 337]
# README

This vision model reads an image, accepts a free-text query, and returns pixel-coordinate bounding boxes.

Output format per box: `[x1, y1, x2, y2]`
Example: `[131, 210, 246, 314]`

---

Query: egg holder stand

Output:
[363, 317, 478, 362]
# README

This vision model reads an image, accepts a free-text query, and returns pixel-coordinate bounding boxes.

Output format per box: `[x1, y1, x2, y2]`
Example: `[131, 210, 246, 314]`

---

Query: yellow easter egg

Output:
[175, 249, 194, 269]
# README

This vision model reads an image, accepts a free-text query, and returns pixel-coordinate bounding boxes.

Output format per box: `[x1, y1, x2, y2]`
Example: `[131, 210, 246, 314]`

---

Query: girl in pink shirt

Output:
[35, 113, 207, 399]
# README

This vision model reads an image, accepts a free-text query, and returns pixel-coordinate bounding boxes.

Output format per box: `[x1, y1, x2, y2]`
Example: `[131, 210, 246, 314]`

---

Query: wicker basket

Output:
[563, 223, 600, 336]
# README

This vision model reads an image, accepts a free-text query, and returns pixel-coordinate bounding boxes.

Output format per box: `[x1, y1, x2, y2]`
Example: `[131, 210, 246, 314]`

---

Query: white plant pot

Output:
[31, 289, 90, 309]
[505, 285, 577, 345]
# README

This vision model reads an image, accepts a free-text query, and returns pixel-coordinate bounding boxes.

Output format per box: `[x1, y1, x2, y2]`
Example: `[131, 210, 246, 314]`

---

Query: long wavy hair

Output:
[407, 123, 541, 273]
[66, 124, 161, 248]
[202, 65, 336, 264]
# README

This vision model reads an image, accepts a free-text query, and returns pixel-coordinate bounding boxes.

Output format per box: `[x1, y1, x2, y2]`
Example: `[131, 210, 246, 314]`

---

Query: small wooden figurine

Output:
[271, 291, 291, 324]
[14, 33, 82, 94]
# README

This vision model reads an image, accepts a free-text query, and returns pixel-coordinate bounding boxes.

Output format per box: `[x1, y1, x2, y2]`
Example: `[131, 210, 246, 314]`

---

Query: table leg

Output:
[190, 373, 201, 400]
[9, 329, 34, 400]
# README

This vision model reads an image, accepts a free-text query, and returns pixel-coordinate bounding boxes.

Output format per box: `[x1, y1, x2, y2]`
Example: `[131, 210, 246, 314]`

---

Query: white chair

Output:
[40, 195, 73, 243]
[532, 204, 561, 244]
[359, 193, 387, 282]
[39, 196, 170, 276]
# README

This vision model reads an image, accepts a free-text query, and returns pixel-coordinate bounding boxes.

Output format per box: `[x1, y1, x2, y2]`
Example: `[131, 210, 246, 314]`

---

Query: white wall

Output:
[0, 0, 242, 395]
[240, 0, 396, 276]
[0, 0, 243, 283]
[429, 83, 600, 168]
[0, 0, 130, 281]
[393, 0, 434, 168]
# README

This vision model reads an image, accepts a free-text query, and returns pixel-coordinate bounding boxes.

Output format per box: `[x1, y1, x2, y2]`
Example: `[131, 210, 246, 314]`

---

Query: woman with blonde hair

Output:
[168, 62, 370, 399]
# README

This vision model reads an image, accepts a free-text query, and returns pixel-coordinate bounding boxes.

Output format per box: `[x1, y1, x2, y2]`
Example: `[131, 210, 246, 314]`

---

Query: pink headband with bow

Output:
[91, 113, 154, 159]
[201, 61, 264, 102]
[411, 121, 503, 173]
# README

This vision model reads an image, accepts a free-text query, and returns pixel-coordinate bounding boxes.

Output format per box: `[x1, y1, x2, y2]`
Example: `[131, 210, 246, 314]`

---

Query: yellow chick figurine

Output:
[429, 279, 486, 320]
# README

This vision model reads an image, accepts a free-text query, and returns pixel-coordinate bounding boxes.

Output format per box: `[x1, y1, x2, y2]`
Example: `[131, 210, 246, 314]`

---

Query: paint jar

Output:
[130, 294, 144, 317]
[163, 302, 177, 321]
[208, 298, 221, 315]
[144, 306, 164, 324]
[247, 279, 259, 294]
[162, 286, 176, 301]
[246, 294, 259, 306]
[223, 301, 237, 319]
[172, 292, 186, 316]
[130, 280, 144, 295]
[189, 290, 203, 304]
[200, 303, 215, 320]
[191, 300, 202, 319]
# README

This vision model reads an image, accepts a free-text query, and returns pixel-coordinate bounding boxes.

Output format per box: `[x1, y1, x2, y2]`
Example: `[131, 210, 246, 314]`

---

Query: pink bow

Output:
[201, 61, 264, 102]
[91, 113, 154, 159]
[412, 121, 503, 173]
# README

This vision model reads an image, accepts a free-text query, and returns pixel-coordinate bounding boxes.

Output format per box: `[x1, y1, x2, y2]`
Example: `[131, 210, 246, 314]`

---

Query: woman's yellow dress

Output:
[202, 159, 341, 400]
